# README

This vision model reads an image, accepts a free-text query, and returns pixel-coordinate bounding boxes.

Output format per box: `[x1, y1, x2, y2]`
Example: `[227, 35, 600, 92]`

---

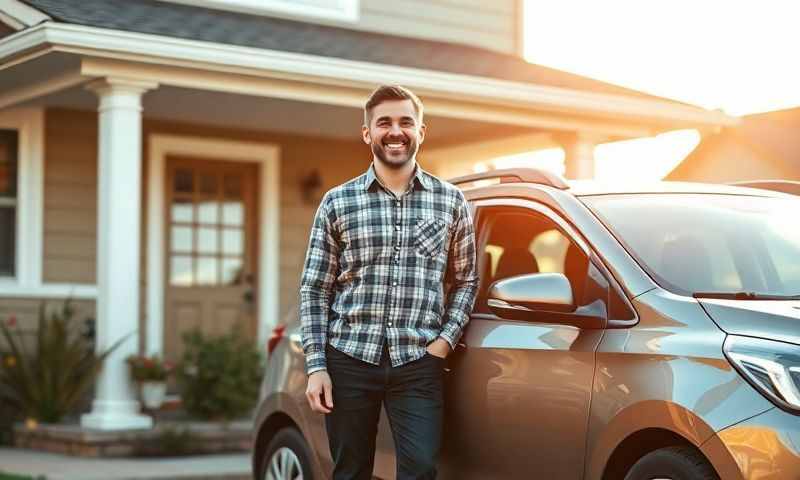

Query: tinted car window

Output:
[583, 194, 800, 297]
[474, 206, 589, 313]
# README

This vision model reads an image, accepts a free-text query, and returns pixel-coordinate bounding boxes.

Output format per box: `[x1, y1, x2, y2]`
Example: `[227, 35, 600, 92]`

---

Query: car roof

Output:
[565, 180, 791, 197]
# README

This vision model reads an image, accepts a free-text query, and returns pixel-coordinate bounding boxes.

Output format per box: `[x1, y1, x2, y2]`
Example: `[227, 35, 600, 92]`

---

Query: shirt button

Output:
[394, 245, 400, 250]
[395, 225, 400, 231]
[388, 322, 393, 326]
[392, 281, 398, 286]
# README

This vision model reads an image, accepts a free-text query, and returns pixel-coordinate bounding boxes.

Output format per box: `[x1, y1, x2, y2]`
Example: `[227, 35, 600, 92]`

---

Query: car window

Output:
[583, 194, 800, 297]
[474, 206, 588, 314]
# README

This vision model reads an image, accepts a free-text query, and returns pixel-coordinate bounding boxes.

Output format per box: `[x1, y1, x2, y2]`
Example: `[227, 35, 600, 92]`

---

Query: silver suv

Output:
[252, 168, 800, 480]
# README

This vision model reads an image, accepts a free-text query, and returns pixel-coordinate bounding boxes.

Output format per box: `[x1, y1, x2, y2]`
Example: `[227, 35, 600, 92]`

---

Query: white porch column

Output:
[558, 132, 600, 180]
[81, 77, 158, 430]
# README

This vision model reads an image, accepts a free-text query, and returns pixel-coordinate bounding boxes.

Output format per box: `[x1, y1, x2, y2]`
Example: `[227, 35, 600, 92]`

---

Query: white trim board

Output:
[0, 22, 738, 129]
[161, 0, 359, 23]
[146, 134, 281, 356]
[0, 0, 51, 30]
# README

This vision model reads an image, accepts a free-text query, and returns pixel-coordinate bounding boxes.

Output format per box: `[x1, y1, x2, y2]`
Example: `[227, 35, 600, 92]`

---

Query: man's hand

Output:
[305, 370, 333, 414]
[426, 337, 451, 359]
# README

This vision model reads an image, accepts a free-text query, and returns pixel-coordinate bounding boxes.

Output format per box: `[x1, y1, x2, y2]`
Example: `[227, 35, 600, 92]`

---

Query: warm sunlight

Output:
[519, 0, 800, 181]
[481, 130, 701, 182]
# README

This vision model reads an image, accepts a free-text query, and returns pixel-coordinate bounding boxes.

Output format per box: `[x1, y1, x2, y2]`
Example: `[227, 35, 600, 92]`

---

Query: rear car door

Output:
[440, 198, 606, 480]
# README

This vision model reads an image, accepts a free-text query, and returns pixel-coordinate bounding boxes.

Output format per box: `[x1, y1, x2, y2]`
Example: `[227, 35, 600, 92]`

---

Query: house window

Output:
[0, 129, 17, 277]
[165, 0, 359, 22]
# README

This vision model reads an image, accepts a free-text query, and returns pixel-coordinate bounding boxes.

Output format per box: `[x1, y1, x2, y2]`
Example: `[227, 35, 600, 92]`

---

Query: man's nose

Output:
[389, 122, 403, 135]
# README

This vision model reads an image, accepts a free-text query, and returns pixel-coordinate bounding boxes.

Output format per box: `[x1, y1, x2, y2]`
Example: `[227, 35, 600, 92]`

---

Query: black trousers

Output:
[324, 342, 444, 480]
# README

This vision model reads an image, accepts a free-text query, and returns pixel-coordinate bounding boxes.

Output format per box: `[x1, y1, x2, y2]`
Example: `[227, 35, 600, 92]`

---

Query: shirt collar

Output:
[363, 162, 431, 192]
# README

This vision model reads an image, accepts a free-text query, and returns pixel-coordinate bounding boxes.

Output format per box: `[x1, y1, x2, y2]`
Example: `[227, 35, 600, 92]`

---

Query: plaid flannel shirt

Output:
[300, 163, 478, 375]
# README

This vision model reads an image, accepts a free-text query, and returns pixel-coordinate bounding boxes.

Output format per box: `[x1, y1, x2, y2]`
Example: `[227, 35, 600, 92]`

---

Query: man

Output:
[300, 85, 478, 480]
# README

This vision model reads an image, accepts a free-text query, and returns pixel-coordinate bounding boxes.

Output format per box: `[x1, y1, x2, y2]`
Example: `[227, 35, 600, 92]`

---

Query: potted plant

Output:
[126, 355, 174, 409]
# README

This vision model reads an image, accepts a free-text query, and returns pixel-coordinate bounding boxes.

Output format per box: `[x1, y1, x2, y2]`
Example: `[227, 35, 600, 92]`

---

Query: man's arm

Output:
[299, 192, 339, 375]
[437, 190, 478, 350]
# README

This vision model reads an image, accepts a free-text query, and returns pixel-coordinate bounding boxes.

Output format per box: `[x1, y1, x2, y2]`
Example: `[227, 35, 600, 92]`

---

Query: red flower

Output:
[6, 315, 16, 328]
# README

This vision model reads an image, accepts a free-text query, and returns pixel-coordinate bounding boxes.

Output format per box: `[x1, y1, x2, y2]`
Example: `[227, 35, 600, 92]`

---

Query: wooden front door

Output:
[164, 156, 258, 364]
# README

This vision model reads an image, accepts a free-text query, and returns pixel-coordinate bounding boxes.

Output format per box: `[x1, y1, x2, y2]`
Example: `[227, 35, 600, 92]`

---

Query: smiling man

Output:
[300, 85, 478, 479]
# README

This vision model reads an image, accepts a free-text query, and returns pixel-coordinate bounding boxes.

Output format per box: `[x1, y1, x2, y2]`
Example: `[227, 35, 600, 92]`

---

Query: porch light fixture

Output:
[299, 169, 323, 205]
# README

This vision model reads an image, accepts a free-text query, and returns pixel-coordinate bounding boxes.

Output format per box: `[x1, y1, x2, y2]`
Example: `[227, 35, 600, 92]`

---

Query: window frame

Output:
[163, 0, 360, 23]
[470, 197, 637, 325]
[0, 108, 45, 293]
[472, 198, 591, 314]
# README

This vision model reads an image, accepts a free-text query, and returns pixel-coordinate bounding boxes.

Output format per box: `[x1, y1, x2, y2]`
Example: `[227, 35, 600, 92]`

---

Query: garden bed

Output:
[12, 419, 251, 458]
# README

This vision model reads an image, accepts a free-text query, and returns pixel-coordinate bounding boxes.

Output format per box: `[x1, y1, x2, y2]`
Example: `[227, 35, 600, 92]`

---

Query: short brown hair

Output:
[363, 85, 424, 126]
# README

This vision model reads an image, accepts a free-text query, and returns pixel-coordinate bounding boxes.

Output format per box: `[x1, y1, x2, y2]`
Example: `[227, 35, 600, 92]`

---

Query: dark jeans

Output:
[324, 342, 444, 480]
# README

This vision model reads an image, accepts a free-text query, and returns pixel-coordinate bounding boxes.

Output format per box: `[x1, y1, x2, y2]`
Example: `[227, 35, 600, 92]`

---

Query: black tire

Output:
[258, 427, 315, 480]
[624, 446, 719, 480]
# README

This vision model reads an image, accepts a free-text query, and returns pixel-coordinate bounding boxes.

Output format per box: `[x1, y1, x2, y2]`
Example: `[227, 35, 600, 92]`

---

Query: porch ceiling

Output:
[18, 82, 534, 145]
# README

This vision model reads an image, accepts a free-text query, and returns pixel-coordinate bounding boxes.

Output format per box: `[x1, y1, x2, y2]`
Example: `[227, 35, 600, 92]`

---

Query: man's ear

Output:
[418, 123, 427, 145]
[361, 125, 371, 145]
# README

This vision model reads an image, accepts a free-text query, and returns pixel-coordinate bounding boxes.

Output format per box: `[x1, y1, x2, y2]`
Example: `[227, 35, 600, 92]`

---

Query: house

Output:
[0, 0, 735, 430]
[666, 107, 800, 182]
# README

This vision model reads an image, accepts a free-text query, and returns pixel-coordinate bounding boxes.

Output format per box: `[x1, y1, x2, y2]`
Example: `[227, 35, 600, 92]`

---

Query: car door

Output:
[439, 198, 607, 480]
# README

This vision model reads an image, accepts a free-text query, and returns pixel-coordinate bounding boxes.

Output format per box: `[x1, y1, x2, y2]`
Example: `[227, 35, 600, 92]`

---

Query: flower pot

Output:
[140, 381, 167, 409]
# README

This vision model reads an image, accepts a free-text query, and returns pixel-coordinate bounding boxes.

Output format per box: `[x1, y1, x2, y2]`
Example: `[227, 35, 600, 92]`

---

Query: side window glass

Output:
[474, 206, 589, 314]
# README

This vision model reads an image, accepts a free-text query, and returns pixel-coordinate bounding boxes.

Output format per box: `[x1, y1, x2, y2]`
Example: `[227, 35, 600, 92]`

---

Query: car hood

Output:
[698, 298, 800, 346]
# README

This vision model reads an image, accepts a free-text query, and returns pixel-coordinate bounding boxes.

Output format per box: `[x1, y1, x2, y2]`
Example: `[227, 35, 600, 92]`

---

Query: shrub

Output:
[176, 327, 263, 421]
[0, 300, 127, 423]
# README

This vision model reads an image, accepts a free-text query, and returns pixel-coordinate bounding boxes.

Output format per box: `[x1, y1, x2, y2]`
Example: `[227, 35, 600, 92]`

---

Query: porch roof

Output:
[21, 0, 677, 104]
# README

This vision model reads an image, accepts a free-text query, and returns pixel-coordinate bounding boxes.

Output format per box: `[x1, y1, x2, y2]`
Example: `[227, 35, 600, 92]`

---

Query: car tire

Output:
[624, 446, 719, 480]
[259, 427, 314, 480]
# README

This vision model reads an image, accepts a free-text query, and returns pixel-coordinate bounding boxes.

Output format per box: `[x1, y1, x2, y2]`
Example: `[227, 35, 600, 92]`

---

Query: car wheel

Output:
[259, 427, 314, 480]
[624, 446, 719, 480]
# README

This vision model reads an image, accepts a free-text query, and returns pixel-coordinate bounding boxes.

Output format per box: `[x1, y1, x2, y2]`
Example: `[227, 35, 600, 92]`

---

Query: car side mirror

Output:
[487, 273, 604, 329]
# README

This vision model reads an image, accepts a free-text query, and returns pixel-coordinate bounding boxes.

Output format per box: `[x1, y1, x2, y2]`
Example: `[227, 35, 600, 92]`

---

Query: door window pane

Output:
[171, 198, 193, 223]
[171, 226, 193, 252]
[199, 173, 217, 195]
[222, 228, 244, 255]
[222, 201, 244, 226]
[174, 169, 193, 193]
[222, 258, 243, 285]
[197, 201, 219, 224]
[170, 255, 193, 286]
[224, 175, 242, 198]
[197, 227, 218, 254]
[196, 256, 218, 285]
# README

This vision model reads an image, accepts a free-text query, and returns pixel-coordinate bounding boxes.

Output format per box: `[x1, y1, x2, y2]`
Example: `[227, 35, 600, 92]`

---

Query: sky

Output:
[487, 0, 800, 181]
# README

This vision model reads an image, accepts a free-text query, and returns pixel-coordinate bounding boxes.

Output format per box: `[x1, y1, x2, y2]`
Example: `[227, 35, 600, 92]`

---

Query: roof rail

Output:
[448, 168, 570, 190]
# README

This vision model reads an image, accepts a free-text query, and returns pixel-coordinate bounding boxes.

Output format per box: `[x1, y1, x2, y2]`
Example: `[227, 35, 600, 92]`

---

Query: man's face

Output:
[362, 99, 426, 169]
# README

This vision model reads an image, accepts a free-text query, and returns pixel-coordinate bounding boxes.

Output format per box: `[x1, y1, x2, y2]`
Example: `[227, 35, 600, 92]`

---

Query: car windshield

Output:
[582, 194, 800, 298]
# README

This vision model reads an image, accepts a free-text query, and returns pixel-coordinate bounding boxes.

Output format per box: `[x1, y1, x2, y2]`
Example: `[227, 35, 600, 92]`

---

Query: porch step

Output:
[0, 447, 250, 480]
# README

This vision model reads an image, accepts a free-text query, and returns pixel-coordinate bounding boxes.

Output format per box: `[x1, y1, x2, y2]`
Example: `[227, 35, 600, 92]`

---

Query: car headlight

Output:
[724, 335, 800, 414]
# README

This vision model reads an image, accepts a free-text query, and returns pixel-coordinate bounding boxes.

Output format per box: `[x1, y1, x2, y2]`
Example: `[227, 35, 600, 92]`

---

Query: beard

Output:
[371, 135, 419, 170]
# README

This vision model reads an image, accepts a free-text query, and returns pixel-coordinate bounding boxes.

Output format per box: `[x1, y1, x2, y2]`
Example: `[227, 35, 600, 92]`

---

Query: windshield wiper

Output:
[693, 291, 800, 300]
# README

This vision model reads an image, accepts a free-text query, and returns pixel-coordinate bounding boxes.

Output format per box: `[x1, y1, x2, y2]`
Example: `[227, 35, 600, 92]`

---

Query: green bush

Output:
[177, 327, 263, 421]
[0, 300, 126, 423]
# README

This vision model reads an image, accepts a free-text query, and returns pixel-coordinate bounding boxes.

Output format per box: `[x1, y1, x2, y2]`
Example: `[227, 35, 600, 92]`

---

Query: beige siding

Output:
[358, 0, 520, 55]
[0, 298, 95, 351]
[42, 110, 98, 284]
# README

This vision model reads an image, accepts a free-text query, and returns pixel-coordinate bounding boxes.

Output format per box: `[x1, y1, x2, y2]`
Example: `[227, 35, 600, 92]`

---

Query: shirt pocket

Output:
[414, 217, 448, 258]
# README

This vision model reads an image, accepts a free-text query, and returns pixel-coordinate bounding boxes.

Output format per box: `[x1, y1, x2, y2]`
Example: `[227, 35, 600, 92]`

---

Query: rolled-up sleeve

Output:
[438, 190, 478, 350]
[299, 193, 339, 375]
